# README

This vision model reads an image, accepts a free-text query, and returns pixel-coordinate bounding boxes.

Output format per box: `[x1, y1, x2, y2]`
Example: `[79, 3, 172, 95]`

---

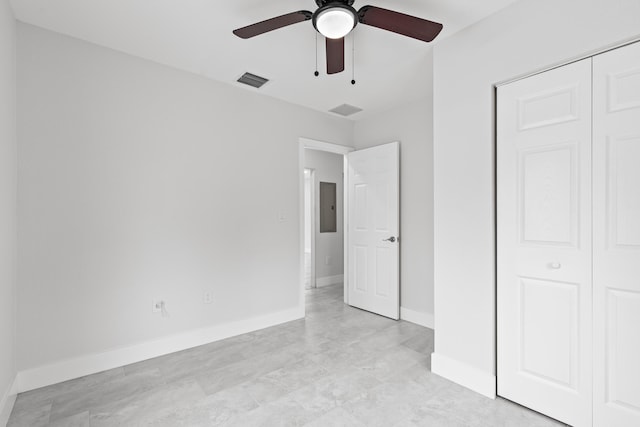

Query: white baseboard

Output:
[16, 305, 304, 394]
[400, 307, 434, 329]
[431, 352, 496, 399]
[316, 274, 343, 288]
[0, 375, 18, 427]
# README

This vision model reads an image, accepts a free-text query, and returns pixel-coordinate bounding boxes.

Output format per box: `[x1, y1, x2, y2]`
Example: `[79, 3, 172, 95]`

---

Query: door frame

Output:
[304, 168, 317, 290]
[299, 138, 354, 311]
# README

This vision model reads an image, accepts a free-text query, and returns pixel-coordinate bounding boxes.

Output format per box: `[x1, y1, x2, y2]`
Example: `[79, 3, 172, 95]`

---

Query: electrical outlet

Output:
[203, 291, 213, 304]
[152, 299, 162, 313]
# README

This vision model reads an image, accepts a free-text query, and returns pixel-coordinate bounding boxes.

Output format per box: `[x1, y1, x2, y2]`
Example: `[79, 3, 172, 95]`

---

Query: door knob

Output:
[383, 236, 396, 243]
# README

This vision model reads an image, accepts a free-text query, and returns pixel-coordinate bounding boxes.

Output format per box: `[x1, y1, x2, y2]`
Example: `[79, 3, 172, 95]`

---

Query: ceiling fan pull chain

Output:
[351, 32, 356, 85]
[314, 31, 319, 77]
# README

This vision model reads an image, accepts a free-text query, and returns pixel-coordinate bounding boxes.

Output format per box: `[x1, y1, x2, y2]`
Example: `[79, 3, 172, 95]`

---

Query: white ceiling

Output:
[10, 0, 518, 120]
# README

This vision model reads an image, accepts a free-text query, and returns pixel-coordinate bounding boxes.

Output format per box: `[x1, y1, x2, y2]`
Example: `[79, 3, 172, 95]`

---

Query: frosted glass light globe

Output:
[316, 8, 355, 39]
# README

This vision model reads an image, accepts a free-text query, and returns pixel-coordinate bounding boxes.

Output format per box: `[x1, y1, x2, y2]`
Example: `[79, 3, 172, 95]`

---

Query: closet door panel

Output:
[497, 58, 592, 427]
[593, 40, 640, 427]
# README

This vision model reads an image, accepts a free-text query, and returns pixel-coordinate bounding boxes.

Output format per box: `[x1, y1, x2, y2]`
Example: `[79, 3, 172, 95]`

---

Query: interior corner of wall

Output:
[400, 307, 434, 329]
[431, 352, 496, 399]
[0, 373, 19, 426]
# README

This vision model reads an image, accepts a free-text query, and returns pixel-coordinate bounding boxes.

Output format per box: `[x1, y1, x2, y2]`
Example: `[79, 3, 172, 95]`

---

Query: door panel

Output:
[520, 144, 577, 245]
[607, 136, 640, 246]
[519, 277, 579, 389]
[606, 290, 640, 410]
[518, 85, 580, 130]
[497, 59, 592, 427]
[354, 245, 368, 292]
[347, 142, 399, 319]
[593, 41, 640, 427]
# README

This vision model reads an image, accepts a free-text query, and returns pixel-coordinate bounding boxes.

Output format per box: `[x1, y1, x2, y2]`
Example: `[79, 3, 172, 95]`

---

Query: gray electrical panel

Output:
[319, 182, 337, 233]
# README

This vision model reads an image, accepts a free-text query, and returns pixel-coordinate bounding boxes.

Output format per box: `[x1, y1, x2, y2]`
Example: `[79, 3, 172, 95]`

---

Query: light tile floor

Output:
[8, 284, 565, 426]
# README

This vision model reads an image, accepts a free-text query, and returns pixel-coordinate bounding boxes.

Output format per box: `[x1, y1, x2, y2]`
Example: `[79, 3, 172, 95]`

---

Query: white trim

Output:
[304, 168, 316, 290]
[309, 169, 316, 290]
[300, 138, 354, 155]
[299, 142, 307, 310]
[400, 307, 434, 329]
[315, 274, 344, 288]
[342, 154, 349, 304]
[0, 375, 18, 426]
[15, 306, 303, 393]
[495, 35, 640, 87]
[431, 352, 497, 399]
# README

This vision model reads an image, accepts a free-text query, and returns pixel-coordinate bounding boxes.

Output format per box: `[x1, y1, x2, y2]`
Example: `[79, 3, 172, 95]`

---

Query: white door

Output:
[593, 41, 640, 427]
[497, 59, 592, 426]
[347, 142, 399, 319]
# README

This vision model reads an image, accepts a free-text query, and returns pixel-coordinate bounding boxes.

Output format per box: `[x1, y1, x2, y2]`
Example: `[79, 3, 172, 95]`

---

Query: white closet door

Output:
[593, 41, 640, 427]
[497, 59, 592, 426]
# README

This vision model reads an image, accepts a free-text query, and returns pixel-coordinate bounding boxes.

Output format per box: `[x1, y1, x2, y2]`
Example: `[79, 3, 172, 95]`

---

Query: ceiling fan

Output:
[233, 0, 443, 75]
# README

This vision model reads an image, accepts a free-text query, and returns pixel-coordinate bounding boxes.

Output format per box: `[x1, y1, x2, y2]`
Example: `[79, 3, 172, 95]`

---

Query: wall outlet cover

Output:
[152, 299, 162, 313]
[203, 291, 213, 304]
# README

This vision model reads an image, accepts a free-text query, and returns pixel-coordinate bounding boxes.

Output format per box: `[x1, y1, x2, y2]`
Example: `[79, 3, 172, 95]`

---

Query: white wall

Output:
[16, 23, 353, 381]
[432, 0, 640, 397]
[304, 149, 344, 282]
[353, 81, 434, 325]
[0, 0, 17, 422]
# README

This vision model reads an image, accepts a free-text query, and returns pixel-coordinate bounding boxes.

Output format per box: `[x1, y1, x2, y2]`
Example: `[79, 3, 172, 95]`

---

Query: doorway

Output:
[299, 138, 401, 319]
[304, 150, 344, 291]
[299, 138, 352, 307]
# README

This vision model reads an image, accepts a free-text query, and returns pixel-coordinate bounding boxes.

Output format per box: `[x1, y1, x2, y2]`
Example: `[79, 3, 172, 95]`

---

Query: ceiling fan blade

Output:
[233, 10, 313, 39]
[357, 6, 443, 42]
[326, 37, 345, 74]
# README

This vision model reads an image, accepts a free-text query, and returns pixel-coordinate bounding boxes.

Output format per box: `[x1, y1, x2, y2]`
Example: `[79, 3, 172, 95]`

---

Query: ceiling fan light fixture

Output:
[313, 4, 357, 39]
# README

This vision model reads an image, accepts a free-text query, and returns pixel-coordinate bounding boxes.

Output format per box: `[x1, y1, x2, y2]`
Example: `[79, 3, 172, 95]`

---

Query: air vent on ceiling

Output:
[329, 104, 363, 117]
[237, 72, 269, 89]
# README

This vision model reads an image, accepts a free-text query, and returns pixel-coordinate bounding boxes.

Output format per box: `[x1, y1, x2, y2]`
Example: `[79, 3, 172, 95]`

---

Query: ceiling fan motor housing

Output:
[312, 1, 358, 39]
[315, 0, 355, 6]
